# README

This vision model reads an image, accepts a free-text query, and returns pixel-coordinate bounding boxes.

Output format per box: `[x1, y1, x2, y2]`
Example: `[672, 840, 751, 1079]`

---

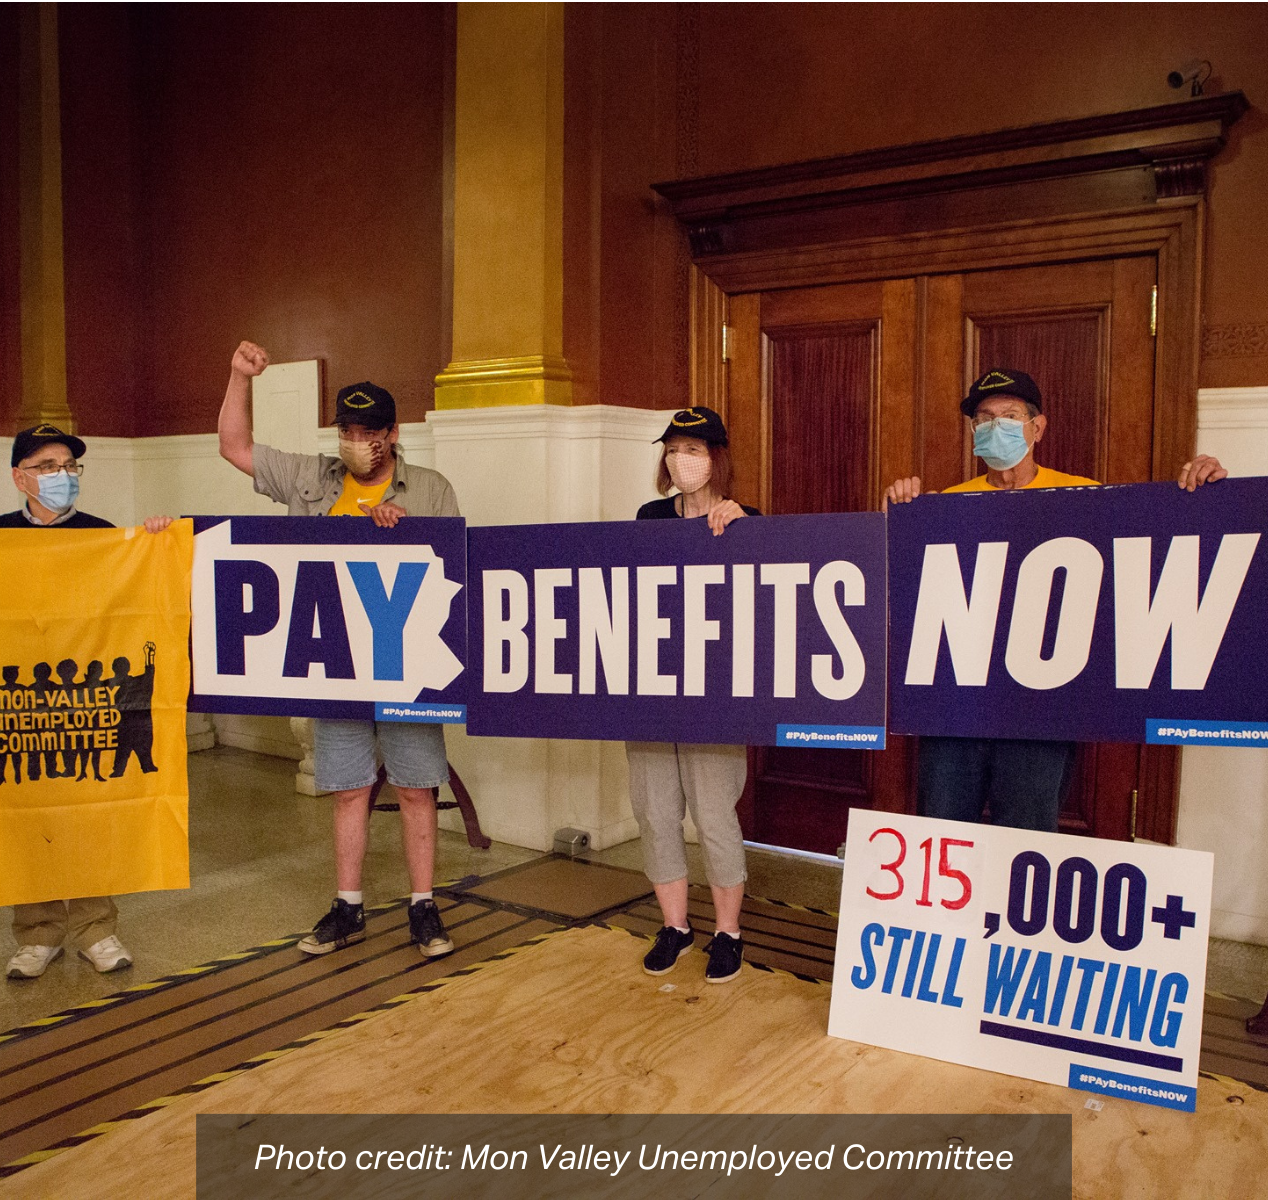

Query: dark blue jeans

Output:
[917, 736, 1077, 833]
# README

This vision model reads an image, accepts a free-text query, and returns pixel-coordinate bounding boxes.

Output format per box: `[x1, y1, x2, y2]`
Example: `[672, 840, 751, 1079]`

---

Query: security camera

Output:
[1167, 60, 1211, 97]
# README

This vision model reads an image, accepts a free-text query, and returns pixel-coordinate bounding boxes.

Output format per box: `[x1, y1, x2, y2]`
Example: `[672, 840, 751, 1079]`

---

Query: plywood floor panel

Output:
[4, 926, 1264, 1200]
[0, 905, 558, 1169]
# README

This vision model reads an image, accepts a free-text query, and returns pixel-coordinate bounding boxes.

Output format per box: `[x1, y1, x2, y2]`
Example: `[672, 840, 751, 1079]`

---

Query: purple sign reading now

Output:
[466, 513, 887, 747]
[887, 477, 1268, 743]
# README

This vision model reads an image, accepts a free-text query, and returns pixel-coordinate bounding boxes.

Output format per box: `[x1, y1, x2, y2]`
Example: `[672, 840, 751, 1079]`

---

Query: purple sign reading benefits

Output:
[467, 512, 887, 747]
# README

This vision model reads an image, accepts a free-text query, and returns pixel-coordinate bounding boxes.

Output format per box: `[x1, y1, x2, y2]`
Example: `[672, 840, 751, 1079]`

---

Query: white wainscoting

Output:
[1176, 386, 1268, 943]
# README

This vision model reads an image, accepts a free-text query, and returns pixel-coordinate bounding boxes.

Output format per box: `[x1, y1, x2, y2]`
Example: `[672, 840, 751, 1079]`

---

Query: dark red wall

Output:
[690, 2, 1268, 388]
[0, 5, 22, 437]
[58, 2, 448, 436]
[24, 2, 1268, 441]
[59, 4, 144, 438]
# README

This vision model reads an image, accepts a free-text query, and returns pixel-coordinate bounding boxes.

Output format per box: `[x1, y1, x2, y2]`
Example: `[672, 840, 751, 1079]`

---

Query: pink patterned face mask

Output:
[666, 450, 713, 495]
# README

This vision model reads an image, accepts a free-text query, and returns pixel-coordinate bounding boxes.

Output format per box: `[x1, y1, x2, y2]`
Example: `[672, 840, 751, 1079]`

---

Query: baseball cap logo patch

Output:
[33, 424, 65, 437]
[959, 367, 1042, 417]
[671, 409, 708, 427]
[334, 382, 396, 429]
[655, 405, 728, 446]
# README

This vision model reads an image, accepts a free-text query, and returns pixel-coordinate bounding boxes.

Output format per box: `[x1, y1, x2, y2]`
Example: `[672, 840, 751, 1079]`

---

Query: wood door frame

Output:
[667, 94, 1247, 486]
[691, 206, 1200, 486]
[660, 97, 1248, 847]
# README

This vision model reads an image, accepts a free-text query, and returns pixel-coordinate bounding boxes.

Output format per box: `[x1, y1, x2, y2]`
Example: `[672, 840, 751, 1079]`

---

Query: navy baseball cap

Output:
[11, 424, 87, 468]
[655, 406, 728, 446]
[960, 369, 1043, 417]
[334, 382, 396, 429]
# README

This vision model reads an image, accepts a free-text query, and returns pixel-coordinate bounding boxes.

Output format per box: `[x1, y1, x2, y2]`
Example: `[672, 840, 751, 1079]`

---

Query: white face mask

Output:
[338, 436, 384, 478]
[666, 450, 713, 495]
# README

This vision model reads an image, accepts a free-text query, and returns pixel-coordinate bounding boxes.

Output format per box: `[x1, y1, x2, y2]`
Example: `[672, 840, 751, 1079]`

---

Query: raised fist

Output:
[144, 641, 157, 667]
[231, 341, 270, 378]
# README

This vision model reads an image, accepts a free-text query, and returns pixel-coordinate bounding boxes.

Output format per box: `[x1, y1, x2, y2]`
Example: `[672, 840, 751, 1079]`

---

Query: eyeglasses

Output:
[19, 461, 84, 477]
[970, 414, 1034, 431]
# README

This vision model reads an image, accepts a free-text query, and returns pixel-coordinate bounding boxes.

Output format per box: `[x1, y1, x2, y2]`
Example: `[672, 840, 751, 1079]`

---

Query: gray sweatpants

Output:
[625, 741, 748, 888]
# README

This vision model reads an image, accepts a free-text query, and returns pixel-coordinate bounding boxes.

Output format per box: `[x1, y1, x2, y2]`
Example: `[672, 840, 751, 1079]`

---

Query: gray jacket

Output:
[252, 443, 460, 518]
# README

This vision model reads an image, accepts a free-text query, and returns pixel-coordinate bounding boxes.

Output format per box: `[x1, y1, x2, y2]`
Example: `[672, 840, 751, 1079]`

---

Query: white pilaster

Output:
[426, 404, 668, 849]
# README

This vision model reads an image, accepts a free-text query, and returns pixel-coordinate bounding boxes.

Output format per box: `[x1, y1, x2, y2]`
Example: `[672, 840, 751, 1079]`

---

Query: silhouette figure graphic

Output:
[29, 662, 55, 781]
[1, 666, 26, 784]
[52, 658, 81, 777]
[74, 660, 108, 782]
[108, 643, 157, 776]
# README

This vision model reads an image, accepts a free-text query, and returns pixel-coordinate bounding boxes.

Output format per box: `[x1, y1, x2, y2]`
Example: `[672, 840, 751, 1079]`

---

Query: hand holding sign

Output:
[1177, 454, 1228, 491]
[358, 499, 408, 529]
[882, 476, 936, 510]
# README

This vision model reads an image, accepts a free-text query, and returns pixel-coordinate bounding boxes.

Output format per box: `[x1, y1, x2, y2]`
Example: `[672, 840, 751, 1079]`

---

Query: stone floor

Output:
[3, 745, 1266, 1031]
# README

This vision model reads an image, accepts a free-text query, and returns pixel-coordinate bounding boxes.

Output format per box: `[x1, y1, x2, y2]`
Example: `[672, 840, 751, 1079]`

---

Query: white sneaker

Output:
[79, 935, 133, 973]
[6, 943, 63, 980]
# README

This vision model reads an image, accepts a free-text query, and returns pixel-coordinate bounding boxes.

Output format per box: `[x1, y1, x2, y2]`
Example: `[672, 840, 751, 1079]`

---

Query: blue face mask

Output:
[35, 470, 80, 514]
[972, 418, 1032, 471]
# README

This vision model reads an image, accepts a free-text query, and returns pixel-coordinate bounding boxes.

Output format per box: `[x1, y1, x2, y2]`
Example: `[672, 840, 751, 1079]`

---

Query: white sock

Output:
[337, 890, 363, 905]
[411, 892, 433, 905]
[715, 929, 740, 940]
[672, 924, 691, 934]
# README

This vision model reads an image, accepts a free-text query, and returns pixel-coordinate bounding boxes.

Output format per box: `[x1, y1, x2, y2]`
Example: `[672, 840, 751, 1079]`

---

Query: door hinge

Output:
[1130, 788, 1139, 840]
[721, 323, 732, 363]
[1150, 286, 1157, 338]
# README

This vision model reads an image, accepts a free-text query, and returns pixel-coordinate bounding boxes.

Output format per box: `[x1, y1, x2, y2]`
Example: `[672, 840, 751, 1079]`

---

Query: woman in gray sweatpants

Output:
[627, 406, 759, 984]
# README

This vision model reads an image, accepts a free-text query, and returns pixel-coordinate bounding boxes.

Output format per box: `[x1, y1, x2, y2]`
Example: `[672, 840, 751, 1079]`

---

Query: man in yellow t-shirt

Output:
[883, 367, 1228, 833]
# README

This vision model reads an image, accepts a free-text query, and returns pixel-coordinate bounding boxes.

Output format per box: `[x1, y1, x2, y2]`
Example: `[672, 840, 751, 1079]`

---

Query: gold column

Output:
[435, 2, 573, 409]
[17, 2, 73, 431]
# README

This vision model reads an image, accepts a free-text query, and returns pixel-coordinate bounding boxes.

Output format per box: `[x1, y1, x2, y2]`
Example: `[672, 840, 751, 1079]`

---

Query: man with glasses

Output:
[218, 341, 460, 960]
[883, 368, 1227, 832]
[3, 424, 172, 979]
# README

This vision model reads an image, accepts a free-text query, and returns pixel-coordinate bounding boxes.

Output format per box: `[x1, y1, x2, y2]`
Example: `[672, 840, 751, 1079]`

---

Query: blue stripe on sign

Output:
[375, 702, 467, 724]
[1068, 1064, 1196, 1112]
[1147, 719, 1268, 747]
[979, 1020, 1183, 1072]
[776, 724, 886, 749]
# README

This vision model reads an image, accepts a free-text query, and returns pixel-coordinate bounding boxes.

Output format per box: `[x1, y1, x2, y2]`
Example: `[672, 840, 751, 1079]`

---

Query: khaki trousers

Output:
[12, 896, 118, 950]
[625, 741, 749, 888]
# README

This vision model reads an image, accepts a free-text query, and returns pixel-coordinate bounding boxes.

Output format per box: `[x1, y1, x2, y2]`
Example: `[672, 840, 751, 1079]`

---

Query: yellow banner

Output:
[0, 520, 192, 905]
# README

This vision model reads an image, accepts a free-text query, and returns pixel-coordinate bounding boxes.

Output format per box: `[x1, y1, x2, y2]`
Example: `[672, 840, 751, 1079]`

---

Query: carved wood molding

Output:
[1203, 322, 1268, 359]
[653, 94, 1247, 262]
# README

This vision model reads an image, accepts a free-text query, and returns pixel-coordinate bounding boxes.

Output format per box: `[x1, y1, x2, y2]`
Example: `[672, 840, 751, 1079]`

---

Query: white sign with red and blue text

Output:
[829, 810, 1213, 1111]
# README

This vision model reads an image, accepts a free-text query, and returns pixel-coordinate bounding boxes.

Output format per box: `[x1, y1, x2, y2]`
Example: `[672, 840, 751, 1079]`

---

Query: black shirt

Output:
[636, 496, 761, 520]
[0, 509, 114, 529]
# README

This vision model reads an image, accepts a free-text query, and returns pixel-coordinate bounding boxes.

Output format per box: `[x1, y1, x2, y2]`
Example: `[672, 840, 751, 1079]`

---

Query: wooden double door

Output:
[727, 256, 1177, 854]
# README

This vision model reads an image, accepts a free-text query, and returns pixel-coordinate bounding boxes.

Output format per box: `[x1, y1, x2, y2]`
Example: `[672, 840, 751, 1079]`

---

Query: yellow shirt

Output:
[326, 474, 391, 516]
[944, 465, 1101, 493]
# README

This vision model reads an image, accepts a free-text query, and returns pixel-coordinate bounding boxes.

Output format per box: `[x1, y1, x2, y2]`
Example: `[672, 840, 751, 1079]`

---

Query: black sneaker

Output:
[705, 932, 744, 983]
[297, 899, 366, 956]
[409, 899, 455, 958]
[643, 925, 695, 975]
